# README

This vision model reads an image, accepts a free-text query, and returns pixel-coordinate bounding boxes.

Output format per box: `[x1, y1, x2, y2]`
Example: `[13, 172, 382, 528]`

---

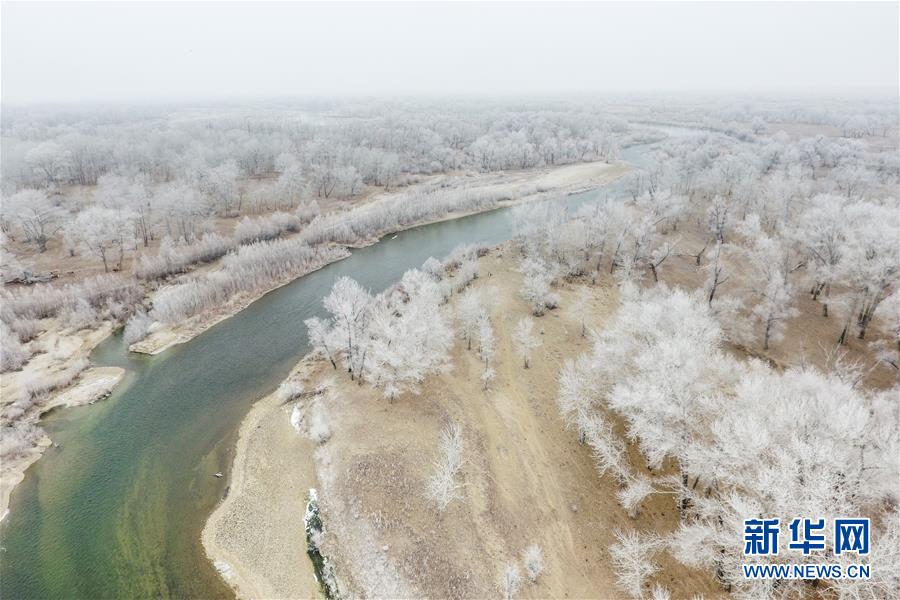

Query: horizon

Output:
[3, 2, 898, 104]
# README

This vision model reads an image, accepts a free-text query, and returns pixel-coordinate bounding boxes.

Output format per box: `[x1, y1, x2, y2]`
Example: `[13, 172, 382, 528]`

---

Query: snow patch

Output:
[214, 560, 236, 581]
[290, 404, 303, 433]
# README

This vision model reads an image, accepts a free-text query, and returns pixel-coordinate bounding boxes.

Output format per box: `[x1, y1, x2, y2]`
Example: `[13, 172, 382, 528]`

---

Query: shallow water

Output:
[0, 150, 660, 599]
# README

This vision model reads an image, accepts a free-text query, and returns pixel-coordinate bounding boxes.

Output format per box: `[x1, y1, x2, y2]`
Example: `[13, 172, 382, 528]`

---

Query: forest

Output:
[2, 95, 899, 599]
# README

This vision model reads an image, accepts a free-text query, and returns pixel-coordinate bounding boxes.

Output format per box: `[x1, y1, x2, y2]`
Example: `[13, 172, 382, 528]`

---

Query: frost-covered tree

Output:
[155, 183, 210, 244]
[557, 355, 603, 444]
[793, 194, 846, 316]
[92, 175, 155, 247]
[456, 289, 484, 350]
[319, 276, 373, 380]
[123, 311, 153, 345]
[615, 215, 677, 283]
[477, 313, 496, 389]
[201, 160, 241, 216]
[750, 116, 767, 134]
[367, 270, 453, 400]
[25, 141, 71, 187]
[307, 270, 451, 399]
[616, 475, 655, 519]
[834, 201, 899, 342]
[705, 195, 731, 244]
[572, 287, 592, 338]
[512, 316, 541, 368]
[519, 258, 557, 316]
[421, 256, 444, 280]
[59, 298, 98, 330]
[752, 271, 798, 350]
[609, 529, 662, 599]
[561, 283, 899, 598]
[502, 563, 522, 600]
[454, 256, 480, 292]
[70, 207, 135, 272]
[740, 217, 799, 350]
[4, 189, 62, 252]
[305, 316, 338, 369]
[277, 162, 306, 208]
[701, 241, 730, 306]
[426, 421, 464, 512]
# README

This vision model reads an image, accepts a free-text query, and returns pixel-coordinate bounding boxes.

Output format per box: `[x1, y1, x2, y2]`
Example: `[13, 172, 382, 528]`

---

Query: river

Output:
[0, 138, 680, 598]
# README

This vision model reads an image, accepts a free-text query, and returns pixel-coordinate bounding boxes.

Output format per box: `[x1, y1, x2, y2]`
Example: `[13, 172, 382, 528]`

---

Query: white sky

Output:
[2, 1, 898, 103]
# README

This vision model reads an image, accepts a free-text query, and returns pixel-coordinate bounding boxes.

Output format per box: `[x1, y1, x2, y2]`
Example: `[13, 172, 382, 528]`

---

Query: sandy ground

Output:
[0, 320, 124, 519]
[203, 248, 719, 599]
[201, 360, 323, 599]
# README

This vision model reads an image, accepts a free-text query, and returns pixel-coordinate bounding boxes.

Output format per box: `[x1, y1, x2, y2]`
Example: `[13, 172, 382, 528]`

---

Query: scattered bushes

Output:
[0, 423, 44, 461]
[0, 322, 30, 372]
[122, 312, 153, 345]
[234, 212, 301, 245]
[134, 233, 233, 281]
[149, 238, 347, 325]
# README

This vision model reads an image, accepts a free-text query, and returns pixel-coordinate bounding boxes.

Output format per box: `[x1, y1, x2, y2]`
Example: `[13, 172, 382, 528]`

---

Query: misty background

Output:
[2, 1, 898, 104]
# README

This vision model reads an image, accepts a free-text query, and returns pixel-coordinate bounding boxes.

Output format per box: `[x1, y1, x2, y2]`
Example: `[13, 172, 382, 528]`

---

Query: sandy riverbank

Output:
[202, 248, 717, 598]
[131, 160, 629, 356]
[201, 360, 323, 599]
[1, 320, 125, 519]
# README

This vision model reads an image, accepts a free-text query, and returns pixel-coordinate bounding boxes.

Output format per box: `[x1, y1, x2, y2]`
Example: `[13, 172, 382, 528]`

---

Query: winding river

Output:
[0, 140, 673, 599]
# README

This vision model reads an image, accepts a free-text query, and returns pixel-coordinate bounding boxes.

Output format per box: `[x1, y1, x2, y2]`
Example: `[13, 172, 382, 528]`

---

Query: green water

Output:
[0, 165, 651, 598]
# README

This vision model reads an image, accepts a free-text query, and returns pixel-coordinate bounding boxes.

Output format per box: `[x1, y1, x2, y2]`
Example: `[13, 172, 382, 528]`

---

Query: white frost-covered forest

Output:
[1, 2, 899, 598]
[3, 92, 897, 598]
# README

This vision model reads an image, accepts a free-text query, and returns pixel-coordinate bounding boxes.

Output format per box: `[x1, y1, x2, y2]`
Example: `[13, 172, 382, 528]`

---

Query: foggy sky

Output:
[2, 2, 898, 104]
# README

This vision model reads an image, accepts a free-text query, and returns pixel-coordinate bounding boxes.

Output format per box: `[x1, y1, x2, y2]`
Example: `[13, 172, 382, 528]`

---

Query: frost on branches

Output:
[559, 285, 899, 598]
[305, 268, 453, 401]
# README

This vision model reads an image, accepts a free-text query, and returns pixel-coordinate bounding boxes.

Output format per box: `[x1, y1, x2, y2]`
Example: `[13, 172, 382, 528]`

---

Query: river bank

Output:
[202, 248, 718, 598]
[130, 160, 629, 355]
[0, 159, 630, 526]
[200, 359, 322, 599]
[129, 247, 352, 355]
[203, 224, 897, 597]
[0, 321, 124, 520]
[1, 154, 641, 599]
